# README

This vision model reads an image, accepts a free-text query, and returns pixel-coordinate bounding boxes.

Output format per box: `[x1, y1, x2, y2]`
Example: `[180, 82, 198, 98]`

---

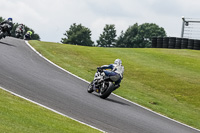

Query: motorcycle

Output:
[15, 30, 24, 39]
[87, 67, 116, 99]
[15, 25, 24, 39]
[0, 24, 10, 40]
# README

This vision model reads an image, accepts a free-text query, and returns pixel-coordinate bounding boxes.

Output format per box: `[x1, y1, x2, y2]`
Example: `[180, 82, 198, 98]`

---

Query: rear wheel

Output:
[99, 82, 114, 99]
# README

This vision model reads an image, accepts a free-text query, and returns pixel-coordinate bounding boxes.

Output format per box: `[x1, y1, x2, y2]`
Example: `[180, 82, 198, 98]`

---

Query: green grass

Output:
[0, 89, 101, 133]
[29, 40, 200, 130]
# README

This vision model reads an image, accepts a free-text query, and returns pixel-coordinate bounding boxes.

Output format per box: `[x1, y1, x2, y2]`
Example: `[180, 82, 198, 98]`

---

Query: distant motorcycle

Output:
[0, 24, 11, 40]
[87, 67, 116, 99]
[15, 25, 24, 39]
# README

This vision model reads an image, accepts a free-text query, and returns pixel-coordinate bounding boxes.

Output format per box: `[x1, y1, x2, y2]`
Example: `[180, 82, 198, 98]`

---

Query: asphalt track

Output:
[0, 37, 199, 133]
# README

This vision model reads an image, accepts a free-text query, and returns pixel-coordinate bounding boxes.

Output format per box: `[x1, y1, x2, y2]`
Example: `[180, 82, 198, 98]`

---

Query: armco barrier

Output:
[151, 37, 200, 50]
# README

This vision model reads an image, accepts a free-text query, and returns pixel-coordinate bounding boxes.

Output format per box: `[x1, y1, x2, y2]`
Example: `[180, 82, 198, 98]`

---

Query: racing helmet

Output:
[114, 59, 122, 65]
[8, 18, 13, 22]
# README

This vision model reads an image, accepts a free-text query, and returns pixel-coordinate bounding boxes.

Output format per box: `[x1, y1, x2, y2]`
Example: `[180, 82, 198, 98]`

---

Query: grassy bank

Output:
[0, 88, 101, 133]
[29, 40, 200, 129]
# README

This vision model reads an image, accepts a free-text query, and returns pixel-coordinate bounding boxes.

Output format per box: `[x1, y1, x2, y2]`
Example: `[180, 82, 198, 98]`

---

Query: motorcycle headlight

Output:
[95, 73, 98, 77]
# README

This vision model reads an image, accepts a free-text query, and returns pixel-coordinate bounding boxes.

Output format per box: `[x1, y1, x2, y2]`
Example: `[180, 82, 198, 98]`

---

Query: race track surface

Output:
[0, 37, 199, 133]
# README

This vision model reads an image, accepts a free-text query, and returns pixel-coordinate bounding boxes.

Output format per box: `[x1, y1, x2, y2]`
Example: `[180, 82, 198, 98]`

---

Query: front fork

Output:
[93, 80, 105, 93]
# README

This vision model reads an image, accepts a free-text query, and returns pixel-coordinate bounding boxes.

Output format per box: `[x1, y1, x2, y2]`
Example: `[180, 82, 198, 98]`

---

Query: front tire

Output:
[87, 81, 94, 93]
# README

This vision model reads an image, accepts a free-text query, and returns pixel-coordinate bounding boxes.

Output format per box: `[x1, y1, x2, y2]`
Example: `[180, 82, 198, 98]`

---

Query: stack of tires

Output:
[188, 39, 194, 49]
[181, 38, 188, 49]
[151, 37, 157, 48]
[151, 37, 200, 50]
[168, 37, 176, 49]
[157, 37, 163, 48]
[163, 37, 169, 48]
[175, 38, 181, 49]
[194, 40, 200, 50]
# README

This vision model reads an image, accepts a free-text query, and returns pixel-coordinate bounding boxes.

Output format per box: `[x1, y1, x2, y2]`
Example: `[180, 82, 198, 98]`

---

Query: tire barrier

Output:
[151, 37, 200, 50]
[157, 37, 163, 48]
[175, 38, 181, 49]
[188, 39, 194, 49]
[181, 38, 188, 49]
[163, 37, 169, 48]
[151, 37, 157, 48]
[168, 37, 176, 49]
[194, 39, 200, 50]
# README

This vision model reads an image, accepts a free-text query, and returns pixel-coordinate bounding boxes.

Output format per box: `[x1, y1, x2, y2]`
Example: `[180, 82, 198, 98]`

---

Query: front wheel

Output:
[87, 81, 94, 93]
[16, 33, 20, 38]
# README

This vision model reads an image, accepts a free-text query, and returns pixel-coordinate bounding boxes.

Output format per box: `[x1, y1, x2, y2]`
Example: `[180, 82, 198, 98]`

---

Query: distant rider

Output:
[0, 18, 13, 37]
[98, 59, 124, 90]
[24, 30, 33, 40]
[15, 24, 25, 37]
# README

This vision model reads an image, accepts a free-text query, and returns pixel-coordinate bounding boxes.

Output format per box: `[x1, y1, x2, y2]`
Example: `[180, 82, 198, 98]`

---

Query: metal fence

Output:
[181, 17, 200, 39]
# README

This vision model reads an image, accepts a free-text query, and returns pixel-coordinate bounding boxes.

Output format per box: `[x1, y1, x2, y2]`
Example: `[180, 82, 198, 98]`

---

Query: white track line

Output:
[13, 40, 199, 132]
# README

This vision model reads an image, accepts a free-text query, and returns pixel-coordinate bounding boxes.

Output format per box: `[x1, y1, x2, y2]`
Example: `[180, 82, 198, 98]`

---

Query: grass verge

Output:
[0, 88, 102, 133]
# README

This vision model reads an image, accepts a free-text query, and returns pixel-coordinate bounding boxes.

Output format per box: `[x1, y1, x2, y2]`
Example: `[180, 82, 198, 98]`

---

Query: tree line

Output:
[0, 16, 40, 40]
[61, 23, 166, 48]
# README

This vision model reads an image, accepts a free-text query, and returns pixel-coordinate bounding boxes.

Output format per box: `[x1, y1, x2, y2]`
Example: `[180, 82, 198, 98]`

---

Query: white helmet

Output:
[114, 59, 122, 65]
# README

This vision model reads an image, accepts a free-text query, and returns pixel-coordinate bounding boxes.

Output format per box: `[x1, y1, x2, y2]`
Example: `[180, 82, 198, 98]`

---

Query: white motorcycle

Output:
[87, 67, 117, 99]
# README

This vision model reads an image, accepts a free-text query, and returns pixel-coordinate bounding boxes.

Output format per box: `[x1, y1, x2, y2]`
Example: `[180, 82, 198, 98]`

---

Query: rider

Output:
[99, 59, 124, 90]
[24, 30, 33, 40]
[15, 24, 25, 34]
[0, 18, 13, 37]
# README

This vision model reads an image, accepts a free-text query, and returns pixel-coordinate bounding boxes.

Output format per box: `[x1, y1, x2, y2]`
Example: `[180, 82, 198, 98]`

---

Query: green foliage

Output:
[61, 23, 93, 46]
[138, 23, 166, 47]
[97, 24, 117, 47]
[0, 16, 5, 23]
[117, 23, 166, 48]
[117, 23, 139, 48]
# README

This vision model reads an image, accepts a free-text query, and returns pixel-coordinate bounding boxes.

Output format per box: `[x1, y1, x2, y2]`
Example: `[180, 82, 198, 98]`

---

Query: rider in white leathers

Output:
[99, 59, 124, 90]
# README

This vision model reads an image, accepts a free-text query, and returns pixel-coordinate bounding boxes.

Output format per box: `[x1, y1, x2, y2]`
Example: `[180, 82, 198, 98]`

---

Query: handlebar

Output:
[97, 67, 103, 72]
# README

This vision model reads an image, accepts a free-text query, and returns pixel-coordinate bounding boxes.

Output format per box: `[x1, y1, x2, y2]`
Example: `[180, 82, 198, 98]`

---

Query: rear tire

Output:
[99, 82, 114, 99]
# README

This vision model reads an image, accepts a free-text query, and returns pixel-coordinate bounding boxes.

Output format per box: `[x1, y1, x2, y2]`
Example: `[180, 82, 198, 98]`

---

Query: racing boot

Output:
[113, 84, 120, 91]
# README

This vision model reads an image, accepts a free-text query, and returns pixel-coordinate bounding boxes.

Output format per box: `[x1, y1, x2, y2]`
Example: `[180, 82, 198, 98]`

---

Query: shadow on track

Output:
[106, 98, 130, 106]
[92, 93, 130, 106]
[0, 41, 16, 47]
